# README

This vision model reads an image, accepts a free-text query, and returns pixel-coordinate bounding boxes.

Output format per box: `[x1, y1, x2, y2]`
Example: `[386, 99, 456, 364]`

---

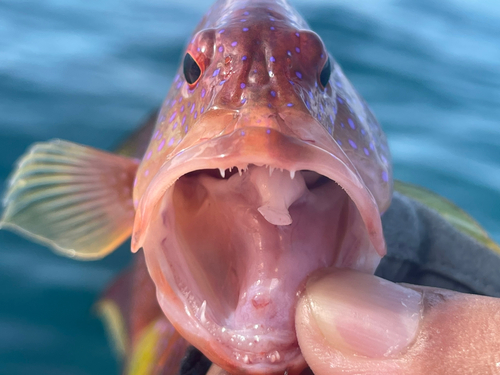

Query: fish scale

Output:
[135, 0, 391, 211]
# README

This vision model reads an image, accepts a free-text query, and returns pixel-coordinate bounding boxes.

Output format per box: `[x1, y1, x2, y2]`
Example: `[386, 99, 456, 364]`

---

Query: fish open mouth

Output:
[132, 127, 385, 374]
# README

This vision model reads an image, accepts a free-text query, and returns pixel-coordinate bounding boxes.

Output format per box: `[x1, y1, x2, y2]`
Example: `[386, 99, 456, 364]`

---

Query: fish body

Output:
[1, 0, 392, 373]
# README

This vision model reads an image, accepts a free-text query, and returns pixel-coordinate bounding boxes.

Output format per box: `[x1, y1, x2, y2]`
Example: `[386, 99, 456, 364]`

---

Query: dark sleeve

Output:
[376, 191, 500, 297]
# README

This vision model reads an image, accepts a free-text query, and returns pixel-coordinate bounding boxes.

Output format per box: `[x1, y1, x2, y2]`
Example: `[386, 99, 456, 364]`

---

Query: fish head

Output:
[132, 1, 392, 373]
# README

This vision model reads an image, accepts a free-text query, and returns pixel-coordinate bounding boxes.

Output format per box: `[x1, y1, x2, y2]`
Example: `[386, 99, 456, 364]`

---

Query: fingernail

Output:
[306, 269, 422, 358]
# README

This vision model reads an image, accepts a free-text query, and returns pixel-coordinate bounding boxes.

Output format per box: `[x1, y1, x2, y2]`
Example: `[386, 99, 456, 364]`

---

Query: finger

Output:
[296, 268, 500, 375]
[206, 364, 230, 375]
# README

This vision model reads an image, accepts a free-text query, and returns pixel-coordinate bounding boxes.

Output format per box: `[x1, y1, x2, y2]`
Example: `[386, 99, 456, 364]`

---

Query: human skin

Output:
[209, 268, 500, 375]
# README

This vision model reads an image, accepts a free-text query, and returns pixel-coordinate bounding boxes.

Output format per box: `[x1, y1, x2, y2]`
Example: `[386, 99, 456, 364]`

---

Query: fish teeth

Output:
[267, 350, 281, 363]
[219, 168, 225, 178]
[269, 167, 274, 176]
[197, 300, 207, 324]
[290, 170, 295, 179]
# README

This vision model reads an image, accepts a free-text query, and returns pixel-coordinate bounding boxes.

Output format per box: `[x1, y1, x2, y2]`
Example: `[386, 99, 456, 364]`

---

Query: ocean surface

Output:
[1, 0, 499, 374]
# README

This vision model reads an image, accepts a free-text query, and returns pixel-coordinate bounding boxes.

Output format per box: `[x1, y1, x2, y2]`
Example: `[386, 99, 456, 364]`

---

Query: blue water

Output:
[1, 0, 499, 374]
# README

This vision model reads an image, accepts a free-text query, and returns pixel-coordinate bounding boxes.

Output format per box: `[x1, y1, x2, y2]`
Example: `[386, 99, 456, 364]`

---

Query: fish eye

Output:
[319, 57, 331, 88]
[183, 53, 202, 85]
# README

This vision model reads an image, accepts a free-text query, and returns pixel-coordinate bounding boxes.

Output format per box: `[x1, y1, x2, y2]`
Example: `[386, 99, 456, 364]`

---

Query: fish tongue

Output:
[219, 166, 308, 333]
[231, 271, 297, 336]
[250, 166, 307, 226]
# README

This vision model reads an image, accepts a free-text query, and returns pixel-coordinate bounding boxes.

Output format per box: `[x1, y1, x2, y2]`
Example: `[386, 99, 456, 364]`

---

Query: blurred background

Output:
[1, 0, 499, 374]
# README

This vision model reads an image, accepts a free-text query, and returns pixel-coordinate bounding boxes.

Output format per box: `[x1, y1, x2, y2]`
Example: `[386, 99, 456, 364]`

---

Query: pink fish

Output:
[1, 0, 392, 373]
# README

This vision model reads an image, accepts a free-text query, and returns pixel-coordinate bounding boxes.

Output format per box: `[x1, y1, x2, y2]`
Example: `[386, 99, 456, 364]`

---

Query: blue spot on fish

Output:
[348, 118, 355, 129]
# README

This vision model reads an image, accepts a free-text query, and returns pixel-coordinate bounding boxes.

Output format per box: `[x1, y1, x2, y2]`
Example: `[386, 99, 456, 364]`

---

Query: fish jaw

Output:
[132, 124, 385, 373]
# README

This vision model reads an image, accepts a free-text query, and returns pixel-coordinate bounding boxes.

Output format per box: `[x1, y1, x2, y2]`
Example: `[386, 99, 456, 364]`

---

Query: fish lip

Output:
[132, 127, 386, 373]
[134, 127, 385, 256]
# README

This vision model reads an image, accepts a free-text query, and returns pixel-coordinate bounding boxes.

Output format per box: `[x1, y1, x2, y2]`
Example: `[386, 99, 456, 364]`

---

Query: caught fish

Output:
[1, 0, 393, 373]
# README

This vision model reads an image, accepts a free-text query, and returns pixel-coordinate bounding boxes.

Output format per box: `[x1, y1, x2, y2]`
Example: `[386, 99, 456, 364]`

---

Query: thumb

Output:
[296, 268, 500, 375]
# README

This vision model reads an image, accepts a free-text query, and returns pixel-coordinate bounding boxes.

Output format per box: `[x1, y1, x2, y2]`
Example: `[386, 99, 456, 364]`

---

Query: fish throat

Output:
[136, 127, 381, 368]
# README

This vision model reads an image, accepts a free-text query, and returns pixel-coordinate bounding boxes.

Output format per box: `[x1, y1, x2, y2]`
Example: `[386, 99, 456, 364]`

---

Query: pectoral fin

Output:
[395, 180, 500, 254]
[1, 140, 139, 259]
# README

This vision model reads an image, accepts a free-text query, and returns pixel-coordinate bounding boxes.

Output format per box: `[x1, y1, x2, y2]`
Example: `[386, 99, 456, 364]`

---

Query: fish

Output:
[1, 0, 393, 374]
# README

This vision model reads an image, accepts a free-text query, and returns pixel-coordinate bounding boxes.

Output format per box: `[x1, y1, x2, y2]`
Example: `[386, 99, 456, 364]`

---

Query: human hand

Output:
[207, 267, 500, 375]
[296, 268, 500, 375]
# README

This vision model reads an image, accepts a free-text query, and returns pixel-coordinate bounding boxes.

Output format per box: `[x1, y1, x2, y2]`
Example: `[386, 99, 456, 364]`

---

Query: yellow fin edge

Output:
[394, 180, 500, 255]
[94, 299, 128, 359]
